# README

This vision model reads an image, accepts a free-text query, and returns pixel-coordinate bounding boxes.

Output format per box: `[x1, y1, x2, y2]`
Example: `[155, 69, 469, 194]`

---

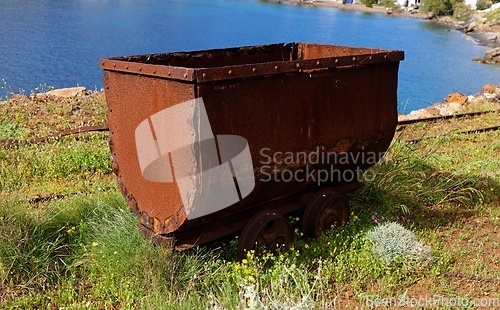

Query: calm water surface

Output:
[1, 0, 499, 111]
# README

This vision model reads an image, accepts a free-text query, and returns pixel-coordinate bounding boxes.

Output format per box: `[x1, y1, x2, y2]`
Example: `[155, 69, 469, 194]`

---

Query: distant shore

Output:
[285, 0, 430, 19]
[278, 0, 500, 49]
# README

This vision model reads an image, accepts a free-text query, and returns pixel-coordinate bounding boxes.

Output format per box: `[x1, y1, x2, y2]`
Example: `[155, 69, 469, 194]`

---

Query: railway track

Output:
[397, 109, 499, 143]
[0, 124, 109, 146]
[404, 125, 500, 144]
[3, 109, 497, 209]
[397, 109, 498, 126]
[1, 110, 498, 147]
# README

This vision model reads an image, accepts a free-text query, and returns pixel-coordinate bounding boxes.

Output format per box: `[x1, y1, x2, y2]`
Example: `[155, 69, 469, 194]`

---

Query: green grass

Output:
[0, 133, 111, 194]
[0, 94, 499, 308]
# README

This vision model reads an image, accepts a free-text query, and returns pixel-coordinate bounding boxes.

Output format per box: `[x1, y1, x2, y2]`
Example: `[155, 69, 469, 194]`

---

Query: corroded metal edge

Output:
[100, 60, 195, 81]
[100, 42, 404, 82]
[193, 51, 404, 82]
[109, 129, 186, 235]
[137, 223, 174, 247]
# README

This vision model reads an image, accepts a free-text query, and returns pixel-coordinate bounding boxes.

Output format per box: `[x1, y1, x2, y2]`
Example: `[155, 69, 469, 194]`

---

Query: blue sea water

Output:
[0, 0, 498, 111]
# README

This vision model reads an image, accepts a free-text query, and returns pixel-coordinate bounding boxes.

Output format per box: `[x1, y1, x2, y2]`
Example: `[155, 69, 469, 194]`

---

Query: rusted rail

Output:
[0, 124, 109, 146]
[1, 110, 497, 147]
[29, 191, 82, 204]
[405, 125, 500, 144]
[28, 186, 115, 204]
[397, 110, 498, 126]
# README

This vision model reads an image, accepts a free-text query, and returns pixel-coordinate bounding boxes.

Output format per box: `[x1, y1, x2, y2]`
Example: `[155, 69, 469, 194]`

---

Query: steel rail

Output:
[405, 125, 500, 144]
[0, 124, 109, 146]
[397, 110, 498, 126]
[1, 109, 498, 146]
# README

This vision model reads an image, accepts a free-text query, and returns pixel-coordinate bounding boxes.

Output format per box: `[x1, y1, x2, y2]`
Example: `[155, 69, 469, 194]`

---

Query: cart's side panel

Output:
[104, 71, 195, 234]
[197, 62, 399, 170]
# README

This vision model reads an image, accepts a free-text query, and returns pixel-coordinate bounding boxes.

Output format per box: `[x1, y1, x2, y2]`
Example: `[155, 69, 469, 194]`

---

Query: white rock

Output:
[484, 93, 497, 100]
[407, 109, 433, 120]
[44, 86, 86, 98]
[436, 104, 453, 116]
[398, 114, 409, 122]
[448, 101, 463, 113]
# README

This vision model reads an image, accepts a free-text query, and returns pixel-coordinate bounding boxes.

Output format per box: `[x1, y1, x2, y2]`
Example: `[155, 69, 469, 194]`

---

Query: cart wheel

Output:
[302, 188, 349, 238]
[237, 209, 293, 260]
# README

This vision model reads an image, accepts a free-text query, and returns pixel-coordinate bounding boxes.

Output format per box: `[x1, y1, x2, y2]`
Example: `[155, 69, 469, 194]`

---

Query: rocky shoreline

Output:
[398, 84, 500, 121]
[279, 0, 500, 62]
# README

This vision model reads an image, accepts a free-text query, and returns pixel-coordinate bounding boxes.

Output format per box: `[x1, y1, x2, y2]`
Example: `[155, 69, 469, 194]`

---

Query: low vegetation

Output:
[380, 0, 399, 9]
[476, 0, 493, 11]
[452, 2, 473, 21]
[486, 7, 500, 24]
[420, 0, 463, 16]
[366, 222, 433, 266]
[0, 93, 499, 308]
[361, 0, 377, 8]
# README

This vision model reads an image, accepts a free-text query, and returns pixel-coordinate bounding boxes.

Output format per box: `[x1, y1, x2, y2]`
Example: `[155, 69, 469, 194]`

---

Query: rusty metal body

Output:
[101, 42, 404, 248]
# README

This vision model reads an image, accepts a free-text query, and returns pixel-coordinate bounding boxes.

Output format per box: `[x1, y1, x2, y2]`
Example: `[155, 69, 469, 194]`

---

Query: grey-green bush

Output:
[366, 222, 432, 266]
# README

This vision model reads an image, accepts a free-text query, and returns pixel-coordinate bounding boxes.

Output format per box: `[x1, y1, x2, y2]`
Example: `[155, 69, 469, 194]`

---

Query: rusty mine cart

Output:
[100, 42, 404, 259]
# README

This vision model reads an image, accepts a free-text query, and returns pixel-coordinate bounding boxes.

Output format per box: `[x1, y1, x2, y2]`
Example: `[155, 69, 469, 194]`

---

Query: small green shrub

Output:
[453, 2, 473, 21]
[421, 0, 463, 16]
[381, 0, 400, 8]
[476, 0, 493, 10]
[366, 222, 433, 266]
[362, 0, 377, 8]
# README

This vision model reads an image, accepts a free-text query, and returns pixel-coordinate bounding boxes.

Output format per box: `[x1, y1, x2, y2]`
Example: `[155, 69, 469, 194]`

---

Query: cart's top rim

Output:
[100, 42, 404, 83]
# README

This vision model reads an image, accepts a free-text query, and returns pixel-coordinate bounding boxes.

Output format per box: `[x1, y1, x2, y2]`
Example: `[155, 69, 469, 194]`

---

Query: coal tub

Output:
[100, 42, 404, 258]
